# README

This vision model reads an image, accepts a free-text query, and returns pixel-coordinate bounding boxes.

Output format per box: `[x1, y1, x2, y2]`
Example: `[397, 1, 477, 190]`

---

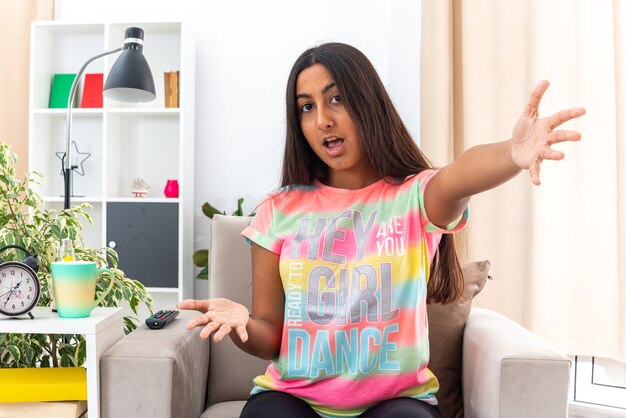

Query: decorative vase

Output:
[164, 179, 179, 198]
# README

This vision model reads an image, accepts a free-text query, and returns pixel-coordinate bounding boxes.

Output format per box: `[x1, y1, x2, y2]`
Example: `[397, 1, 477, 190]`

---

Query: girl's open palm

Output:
[511, 80, 585, 185]
[177, 298, 250, 343]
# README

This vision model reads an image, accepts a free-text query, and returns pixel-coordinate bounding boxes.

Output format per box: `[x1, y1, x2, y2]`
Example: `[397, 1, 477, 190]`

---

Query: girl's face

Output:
[295, 64, 378, 189]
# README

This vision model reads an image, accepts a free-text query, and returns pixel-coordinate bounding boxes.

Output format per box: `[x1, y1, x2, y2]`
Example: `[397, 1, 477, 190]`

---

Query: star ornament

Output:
[56, 141, 91, 176]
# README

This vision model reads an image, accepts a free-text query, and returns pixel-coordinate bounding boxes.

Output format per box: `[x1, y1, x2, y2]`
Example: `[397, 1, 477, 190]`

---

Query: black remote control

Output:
[146, 309, 179, 329]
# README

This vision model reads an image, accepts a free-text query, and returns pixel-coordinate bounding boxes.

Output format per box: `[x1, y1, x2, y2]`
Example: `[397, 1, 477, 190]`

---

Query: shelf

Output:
[0, 307, 122, 335]
[43, 197, 179, 203]
[30, 113, 103, 198]
[106, 108, 180, 116]
[106, 198, 179, 203]
[43, 196, 102, 203]
[106, 113, 180, 198]
[33, 108, 103, 115]
[32, 108, 179, 116]
[43, 197, 179, 204]
[145, 287, 180, 293]
[29, 21, 194, 301]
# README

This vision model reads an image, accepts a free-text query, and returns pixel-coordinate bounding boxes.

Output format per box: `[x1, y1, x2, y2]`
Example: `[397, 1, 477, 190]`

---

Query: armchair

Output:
[101, 215, 571, 418]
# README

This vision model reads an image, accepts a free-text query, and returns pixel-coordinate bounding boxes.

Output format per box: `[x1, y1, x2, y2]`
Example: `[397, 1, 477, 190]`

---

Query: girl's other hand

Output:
[511, 80, 586, 185]
[178, 298, 250, 343]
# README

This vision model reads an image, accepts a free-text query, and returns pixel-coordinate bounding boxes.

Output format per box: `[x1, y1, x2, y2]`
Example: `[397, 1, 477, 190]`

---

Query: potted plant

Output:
[192, 198, 253, 297]
[193, 198, 249, 279]
[0, 142, 152, 368]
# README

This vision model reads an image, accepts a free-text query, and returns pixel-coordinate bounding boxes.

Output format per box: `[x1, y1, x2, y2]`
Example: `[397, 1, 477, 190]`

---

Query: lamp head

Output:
[103, 27, 156, 103]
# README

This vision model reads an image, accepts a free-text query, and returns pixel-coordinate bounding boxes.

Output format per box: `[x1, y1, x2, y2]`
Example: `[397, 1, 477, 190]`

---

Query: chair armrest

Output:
[101, 310, 210, 418]
[462, 308, 571, 418]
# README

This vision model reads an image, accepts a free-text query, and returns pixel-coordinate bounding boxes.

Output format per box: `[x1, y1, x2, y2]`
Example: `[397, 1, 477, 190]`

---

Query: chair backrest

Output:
[205, 215, 270, 406]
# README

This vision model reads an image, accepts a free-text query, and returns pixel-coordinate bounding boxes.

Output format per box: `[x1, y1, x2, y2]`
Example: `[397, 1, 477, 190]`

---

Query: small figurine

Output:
[131, 178, 150, 197]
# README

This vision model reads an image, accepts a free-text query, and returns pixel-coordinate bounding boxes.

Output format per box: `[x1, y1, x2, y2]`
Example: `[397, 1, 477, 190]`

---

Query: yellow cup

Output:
[50, 261, 115, 318]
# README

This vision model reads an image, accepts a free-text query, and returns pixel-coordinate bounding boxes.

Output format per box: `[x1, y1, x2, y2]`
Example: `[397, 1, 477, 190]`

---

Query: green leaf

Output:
[50, 224, 65, 239]
[123, 316, 137, 334]
[196, 265, 208, 279]
[7, 344, 20, 363]
[193, 249, 208, 267]
[201, 202, 224, 219]
[76, 339, 86, 366]
[0, 333, 6, 346]
[59, 343, 73, 357]
[122, 287, 132, 301]
[60, 354, 72, 367]
[232, 197, 244, 216]
[40, 355, 50, 368]
[25, 346, 35, 365]
[29, 337, 42, 350]
[129, 295, 139, 311]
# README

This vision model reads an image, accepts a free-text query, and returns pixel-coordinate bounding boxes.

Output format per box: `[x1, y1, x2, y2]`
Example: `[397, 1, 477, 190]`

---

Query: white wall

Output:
[54, 0, 421, 277]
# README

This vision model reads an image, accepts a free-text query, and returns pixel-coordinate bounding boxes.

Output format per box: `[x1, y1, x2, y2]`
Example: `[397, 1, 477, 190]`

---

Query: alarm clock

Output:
[0, 245, 40, 319]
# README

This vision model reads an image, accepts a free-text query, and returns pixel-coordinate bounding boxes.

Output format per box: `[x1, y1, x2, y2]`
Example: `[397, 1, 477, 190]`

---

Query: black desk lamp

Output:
[62, 27, 156, 210]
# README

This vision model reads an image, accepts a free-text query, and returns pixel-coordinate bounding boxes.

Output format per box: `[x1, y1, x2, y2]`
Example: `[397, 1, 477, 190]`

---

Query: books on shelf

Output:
[0, 367, 87, 402]
[50, 71, 181, 110]
[164, 71, 180, 108]
[0, 401, 87, 418]
[80, 73, 103, 108]
[0, 367, 87, 417]
[49, 74, 77, 108]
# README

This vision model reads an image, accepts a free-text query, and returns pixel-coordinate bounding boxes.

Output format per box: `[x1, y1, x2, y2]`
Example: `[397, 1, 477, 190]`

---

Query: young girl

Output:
[179, 43, 585, 418]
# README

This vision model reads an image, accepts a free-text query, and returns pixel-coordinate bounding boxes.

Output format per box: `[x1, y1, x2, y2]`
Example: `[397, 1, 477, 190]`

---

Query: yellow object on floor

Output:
[0, 367, 87, 402]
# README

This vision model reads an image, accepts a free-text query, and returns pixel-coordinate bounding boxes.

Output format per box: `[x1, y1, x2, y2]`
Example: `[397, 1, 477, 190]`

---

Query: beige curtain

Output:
[422, 0, 626, 362]
[0, 0, 54, 177]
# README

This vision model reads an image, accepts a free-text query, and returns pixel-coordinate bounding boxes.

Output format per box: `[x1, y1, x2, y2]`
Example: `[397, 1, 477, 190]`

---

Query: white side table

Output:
[0, 306, 124, 418]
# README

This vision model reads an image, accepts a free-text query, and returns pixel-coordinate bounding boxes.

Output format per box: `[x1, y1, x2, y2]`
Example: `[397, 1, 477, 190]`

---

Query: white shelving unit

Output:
[0, 307, 124, 418]
[28, 21, 195, 300]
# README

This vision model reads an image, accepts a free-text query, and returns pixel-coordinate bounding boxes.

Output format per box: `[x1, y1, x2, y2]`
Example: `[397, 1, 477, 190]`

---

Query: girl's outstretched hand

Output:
[511, 80, 586, 185]
[177, 298, 250, 343]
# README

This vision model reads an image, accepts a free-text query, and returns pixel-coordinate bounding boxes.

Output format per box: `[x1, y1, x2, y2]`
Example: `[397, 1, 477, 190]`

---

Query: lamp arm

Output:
[64, 46, 122, 169]
[63, 46, 122, 210]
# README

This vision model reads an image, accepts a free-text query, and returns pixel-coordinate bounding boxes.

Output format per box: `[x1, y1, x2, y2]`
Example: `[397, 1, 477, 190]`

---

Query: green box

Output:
[49, 74, 77, 108]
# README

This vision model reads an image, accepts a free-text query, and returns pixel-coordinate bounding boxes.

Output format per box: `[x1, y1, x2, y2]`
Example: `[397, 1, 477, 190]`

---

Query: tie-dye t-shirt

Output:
[241, 169, 469, 418]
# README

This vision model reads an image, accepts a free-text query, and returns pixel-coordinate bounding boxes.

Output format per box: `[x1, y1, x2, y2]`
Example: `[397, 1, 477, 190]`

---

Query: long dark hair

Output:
[280, 43, 463, 304]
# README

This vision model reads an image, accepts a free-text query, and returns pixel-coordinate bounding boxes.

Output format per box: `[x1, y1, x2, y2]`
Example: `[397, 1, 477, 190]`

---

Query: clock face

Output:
[0, 262, 40, 316]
